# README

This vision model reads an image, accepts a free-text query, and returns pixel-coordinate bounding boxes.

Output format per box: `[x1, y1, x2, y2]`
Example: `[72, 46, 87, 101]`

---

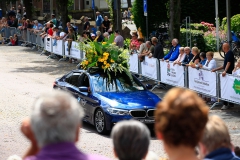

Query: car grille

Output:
[147, 109, 155, 117]
[130, 110, 146, 118]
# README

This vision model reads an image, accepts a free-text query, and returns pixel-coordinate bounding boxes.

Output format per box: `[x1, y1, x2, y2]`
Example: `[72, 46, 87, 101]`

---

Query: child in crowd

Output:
[8, 34, 18, 46]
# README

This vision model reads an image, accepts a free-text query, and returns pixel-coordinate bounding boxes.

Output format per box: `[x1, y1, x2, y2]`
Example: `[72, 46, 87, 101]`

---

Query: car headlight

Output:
[107, 108, 129, 115]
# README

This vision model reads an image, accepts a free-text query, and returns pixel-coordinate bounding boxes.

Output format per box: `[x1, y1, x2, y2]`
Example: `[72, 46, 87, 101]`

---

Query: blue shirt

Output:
[164, 44, 181, 61]
[204, 147, 240, 160]
[181, 53, 194, 65]
[96, 15, 103, 26]
[200, 58, 207, 65]
[33, 23, 43, 30]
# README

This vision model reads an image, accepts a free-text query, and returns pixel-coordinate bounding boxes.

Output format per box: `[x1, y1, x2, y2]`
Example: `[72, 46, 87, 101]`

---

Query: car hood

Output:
[95, 91, 160, 110]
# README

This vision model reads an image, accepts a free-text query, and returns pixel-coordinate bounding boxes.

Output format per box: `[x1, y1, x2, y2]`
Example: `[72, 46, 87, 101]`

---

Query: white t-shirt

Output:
[60, 32, 65, 37]
[232, 68, 240, 76]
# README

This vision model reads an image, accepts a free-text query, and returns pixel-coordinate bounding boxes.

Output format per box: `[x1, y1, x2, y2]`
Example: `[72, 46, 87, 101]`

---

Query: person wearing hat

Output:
[91, 33, 96, 41]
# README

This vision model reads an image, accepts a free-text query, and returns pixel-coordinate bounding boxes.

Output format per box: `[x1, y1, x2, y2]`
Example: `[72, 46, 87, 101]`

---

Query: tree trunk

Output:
[1, 0, 7, 17]
[112, 0, 122, 33]
[57, 0, 68, 29]
[127, 0, 132, 8]
[23, 0, 33, 19]
[169, 0, 181, 40]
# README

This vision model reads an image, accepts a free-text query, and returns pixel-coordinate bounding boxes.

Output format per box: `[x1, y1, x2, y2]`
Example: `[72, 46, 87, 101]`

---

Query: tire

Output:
[219, 44, 225, 58]
[94, 109, 108, 134]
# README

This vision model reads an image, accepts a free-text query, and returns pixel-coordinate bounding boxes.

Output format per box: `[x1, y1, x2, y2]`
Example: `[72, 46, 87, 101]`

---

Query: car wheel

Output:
[94, 109, 107, 134]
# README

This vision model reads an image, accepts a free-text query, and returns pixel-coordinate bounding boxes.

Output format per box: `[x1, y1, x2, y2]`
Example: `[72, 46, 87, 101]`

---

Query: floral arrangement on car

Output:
[78, 34, 132, 85]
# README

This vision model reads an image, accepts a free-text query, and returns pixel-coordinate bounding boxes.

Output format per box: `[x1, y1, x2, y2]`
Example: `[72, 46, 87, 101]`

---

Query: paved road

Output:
[0, 46, 240, 160]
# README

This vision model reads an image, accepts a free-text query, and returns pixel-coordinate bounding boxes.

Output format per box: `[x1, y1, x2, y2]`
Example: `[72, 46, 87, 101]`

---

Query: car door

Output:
[64, 72, 82, 98]
[77, 73, 100, 124]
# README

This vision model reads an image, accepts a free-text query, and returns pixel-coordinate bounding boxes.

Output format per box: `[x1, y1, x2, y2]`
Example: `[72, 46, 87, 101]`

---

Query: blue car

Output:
[53, 69, 161, 134]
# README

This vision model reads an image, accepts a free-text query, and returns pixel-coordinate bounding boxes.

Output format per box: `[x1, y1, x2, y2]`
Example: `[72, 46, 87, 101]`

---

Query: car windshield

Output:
[92, 73, 145, 92]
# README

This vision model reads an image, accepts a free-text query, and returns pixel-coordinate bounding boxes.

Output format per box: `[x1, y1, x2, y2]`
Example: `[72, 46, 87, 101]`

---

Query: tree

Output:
[23, 0, 33, 19]
[112, 0, 122, 33]
[168, 0, 181, 40]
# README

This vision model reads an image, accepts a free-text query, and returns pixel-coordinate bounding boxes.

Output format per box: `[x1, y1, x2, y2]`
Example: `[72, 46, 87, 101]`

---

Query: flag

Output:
[92, 0, 95, 10]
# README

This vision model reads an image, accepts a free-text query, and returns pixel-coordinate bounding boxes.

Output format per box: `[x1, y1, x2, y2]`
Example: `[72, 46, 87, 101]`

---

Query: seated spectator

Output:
[21, 90, 110, 160]
[103, 32, 109, 40]
[199, 52, 207, 65]
[8, 34, 18, 46]
[90, 33, 96, 41]
[150, 37, 164, 59]
[138, 41, 154, 62]
[130, 32, 140, 50]
[155, 88, 208, 160]
[187, 47, 201, 67]
[173, 47, 186, 65]
[200, 51, 217, 70]
[198, 115, 240, 160]
[162, 38, 180, 61]
[180, 47, 193, 66]
[95, 31, 104, 42]
[232, 59, 240, 76]
[111, 120, 150, 160]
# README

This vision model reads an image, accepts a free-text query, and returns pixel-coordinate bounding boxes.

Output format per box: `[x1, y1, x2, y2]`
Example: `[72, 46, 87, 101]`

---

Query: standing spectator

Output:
[199, 52, 207, 65]
[180, 47, 193, 66]
[150, 37, 164, 59]
[111, 120, 150, 160]
[127, 8, 131, 20]
[20, 90, 110, 160]
[67, 27, 76, 63]
[123, 10, 128, 20]
[138, 38, 147, 55]
[212, 43, 235, 110]
[138, 41, 154, 61]
[52, 27, 60, 46]
[33, 20, 43, 32]
[83, 17, 90, 31]
[96, 11, 103, 31]
[102, 16, 111, 33]
[51, 14, 57, 26]
[57, 26, 67, 40]
[130, 32, 140, 50]
[155, 88, 208, 160]
[9, 15, 18, 28]
[162, 38, 180, 61]
[200, 52, 217, 70]
[48, 23, 54, 37]
[173, 47, 186, 65]
[114, 30, 124, 48]
[16, 9, 22, 23]
[232, 59, 240, 76]
[198, 115, 240, 160]
[187, 47, 201, 67]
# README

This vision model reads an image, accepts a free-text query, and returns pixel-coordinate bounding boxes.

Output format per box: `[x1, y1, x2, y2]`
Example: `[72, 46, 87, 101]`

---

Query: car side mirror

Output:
[79, 86, 88, 92]
[146, 84, 152, 89]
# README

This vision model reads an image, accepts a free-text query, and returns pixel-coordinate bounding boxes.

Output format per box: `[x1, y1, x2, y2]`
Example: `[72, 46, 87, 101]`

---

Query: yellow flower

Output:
[104, 61, 107, 65]
[110, 59, 115, 63]
[102, 65, 105, 69]
[102, 42, 107, 45]
[105, 63, 110, 68]
[103, 55, 108, 60]
[85, 60, 89, 65]
[103, 52, 109, 56]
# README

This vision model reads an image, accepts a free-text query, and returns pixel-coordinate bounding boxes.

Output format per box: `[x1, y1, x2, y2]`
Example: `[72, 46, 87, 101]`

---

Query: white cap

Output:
[91, 33, 96, 37]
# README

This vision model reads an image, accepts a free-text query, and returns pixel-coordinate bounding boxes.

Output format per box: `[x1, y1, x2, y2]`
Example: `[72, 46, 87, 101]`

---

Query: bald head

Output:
[222, 43, 230, 52]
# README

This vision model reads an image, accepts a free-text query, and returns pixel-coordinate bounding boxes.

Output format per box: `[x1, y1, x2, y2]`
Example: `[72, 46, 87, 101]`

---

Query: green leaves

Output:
[233, 79, 240, 95]
[94, 42, 103, 55]
[107, 34, 115, 44]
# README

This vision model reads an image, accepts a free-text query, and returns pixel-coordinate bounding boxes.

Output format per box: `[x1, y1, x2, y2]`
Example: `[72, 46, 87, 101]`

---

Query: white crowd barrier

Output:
[4, 26, 239, 109]
[160, 61, 185, 87]
[220, 74, 240, 104]
[188, 67, 217, 97]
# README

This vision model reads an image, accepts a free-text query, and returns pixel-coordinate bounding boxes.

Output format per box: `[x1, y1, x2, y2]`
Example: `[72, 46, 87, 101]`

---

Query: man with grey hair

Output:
[111, 120, 150, 160]
[162, 38, 180, 61]
[138, 41, 154, 61]
[21, 90, 110, 160]
[103, 32, 109, 39]
[96, 30, 104, 42]
[198, 115, 240, 160]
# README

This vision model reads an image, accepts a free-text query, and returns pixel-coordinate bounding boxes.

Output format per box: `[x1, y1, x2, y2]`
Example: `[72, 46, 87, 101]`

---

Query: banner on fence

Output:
[188, 67, 217, 96]
[64, 41, 81, 59]
[160, 61, 185, 87]
[52, 40, 64, 56]
[220, 74, 240, 103]
[45, 37, 52, 52]
[141, 56, 158, 80]
[129, 53, 139, 73]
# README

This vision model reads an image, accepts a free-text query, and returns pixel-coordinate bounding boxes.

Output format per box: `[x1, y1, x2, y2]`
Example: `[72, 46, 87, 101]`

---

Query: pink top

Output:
[130, 39, 140, 49]
[174, 53, 186, 63]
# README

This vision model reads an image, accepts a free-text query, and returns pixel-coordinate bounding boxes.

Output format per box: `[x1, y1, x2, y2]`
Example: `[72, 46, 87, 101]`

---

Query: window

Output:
[65, 72, 81, 87]
[86, 1, 89, 5]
